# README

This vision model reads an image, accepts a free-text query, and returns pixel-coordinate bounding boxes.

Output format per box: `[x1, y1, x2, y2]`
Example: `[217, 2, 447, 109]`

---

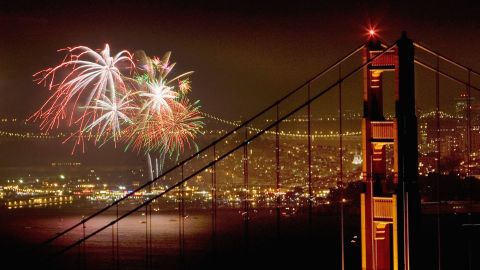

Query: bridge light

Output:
[365, 25, 379, 40]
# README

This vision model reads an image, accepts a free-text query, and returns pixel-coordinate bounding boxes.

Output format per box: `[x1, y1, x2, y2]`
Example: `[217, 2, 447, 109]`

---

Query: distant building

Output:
[418, 110, 457, 159]
[418, 92, 480, 174]
[454, 92, 474, 119]
[352, 152, 362, 165]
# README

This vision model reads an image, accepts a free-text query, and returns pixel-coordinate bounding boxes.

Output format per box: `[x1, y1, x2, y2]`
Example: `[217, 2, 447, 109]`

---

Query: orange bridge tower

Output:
[360, 32, 421, 270]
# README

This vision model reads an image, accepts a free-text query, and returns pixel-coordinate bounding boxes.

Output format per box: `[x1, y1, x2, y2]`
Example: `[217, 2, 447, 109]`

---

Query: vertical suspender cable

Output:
[212, 144, 217, 254]
[308, 83, 312, 227]
[178, 165, 185, 265]
[116, 203, 120, 270]
[276, 104, 281, 238]
[339, 65, 345, 270]
[145, 205, 148, 270]
[112, 223, 115, 269]
[116, 204, 119, 270]
[244, 126, 249, 247]
[77, 236, 81, 270]
[466, 69, 472, 270]
[435, 56, 442, 270]
[82, 220, 86, 270]
[182, 165, 185, 261]
[149, 204, 152, 267]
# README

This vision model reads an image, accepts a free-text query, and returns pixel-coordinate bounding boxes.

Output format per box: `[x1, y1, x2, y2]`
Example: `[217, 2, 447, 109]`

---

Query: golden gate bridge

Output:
[24, 32, 480, 270]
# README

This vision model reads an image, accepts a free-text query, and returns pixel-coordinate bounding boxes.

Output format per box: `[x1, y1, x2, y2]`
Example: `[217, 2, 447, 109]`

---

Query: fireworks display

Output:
[31, 44, 204, 157]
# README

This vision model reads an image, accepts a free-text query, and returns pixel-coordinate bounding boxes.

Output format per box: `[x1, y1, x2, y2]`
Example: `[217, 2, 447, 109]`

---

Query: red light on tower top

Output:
[364, 24, 380, 42]
[365, 26, 384, 44]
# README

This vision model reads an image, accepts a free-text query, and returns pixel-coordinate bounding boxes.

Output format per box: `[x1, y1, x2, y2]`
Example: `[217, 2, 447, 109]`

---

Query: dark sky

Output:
[2, 0, 480, 120]
[1, 0, 480, 168]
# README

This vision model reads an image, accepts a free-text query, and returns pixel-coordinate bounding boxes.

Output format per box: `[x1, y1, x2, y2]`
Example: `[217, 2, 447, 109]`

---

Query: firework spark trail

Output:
[30, 44, 135, 148]
[160, 99, 203, 154]
[140, 80, 178, 114]
[122, 98, 203, 157]
[178, 78, 192, 95]
[31, 45, 203, 159]
[83, 92, 137, 143]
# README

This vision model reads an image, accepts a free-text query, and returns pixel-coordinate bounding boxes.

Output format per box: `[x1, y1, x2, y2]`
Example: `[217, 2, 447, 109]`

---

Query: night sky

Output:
[2, 1, 480, 118]
[1, 0, 480, 167]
